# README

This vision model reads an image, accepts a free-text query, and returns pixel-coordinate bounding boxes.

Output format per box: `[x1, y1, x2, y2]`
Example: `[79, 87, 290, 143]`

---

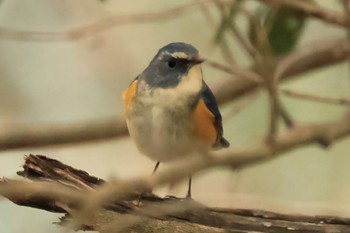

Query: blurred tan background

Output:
[0, 0, 350, 232]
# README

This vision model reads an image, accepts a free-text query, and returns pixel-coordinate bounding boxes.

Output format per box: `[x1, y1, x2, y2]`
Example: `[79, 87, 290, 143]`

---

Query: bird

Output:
[123, 42, 229, 198]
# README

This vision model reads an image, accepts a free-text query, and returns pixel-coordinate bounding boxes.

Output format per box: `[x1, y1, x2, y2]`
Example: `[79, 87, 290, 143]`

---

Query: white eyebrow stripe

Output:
[171, 52, 189, 59]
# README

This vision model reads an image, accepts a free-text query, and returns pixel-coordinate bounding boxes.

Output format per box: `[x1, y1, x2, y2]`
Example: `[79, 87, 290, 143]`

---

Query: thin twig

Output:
[340, 0, 350, 98]
[255, 25, 286, 143]
[266, 85, 295, 143]
[229, 20, 259, 62]
[223, 90, 260, 122]
[272, 37, 350, 138]
[218, 39, 237, 64]
[197, 0, 236, 64]
[282, 89, 350, 107]
[212, 0, 258, 62]
[0, 1, 210, 41]
[206, 59, 262, 83]
[196, 0, 216, 27]
[214, 38, 350, 105]
[155, 112, 350, 182]
[278, 99, 294, 128]
[266, 84, 280, 142]
[209, 0, 237, 64]
[275, 39, 348, 84]
[0, 38, 346, 152]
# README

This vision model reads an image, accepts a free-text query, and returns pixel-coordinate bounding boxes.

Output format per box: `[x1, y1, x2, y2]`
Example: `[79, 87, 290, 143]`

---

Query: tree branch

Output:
[2, 153, 350, 232]
[206, 59, 262, 83]
[282, 89, 350, 106]
[6, 112, 350, 226]
[214, 38, 350, 105]
[0, 1, 211, 41]
[261, 0, 347, 27]
[0, 38, 347, 152]
[0, 117, 128, 151]
[156, 114, 350, 191]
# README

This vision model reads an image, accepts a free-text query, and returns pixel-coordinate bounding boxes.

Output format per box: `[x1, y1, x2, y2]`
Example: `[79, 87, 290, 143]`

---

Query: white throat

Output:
[155, 64, 203, 103]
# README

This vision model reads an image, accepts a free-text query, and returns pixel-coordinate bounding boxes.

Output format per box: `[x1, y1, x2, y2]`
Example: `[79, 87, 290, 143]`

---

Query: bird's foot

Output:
[164, 195, 193, 201]
[135, 189, 153, 206]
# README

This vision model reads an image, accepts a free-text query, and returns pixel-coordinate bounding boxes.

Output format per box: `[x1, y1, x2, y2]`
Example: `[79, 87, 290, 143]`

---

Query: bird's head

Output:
[140, 42, 205, 89]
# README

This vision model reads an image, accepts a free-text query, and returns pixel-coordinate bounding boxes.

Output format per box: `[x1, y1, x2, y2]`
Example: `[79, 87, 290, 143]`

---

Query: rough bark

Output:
[1, 155, 350, 233]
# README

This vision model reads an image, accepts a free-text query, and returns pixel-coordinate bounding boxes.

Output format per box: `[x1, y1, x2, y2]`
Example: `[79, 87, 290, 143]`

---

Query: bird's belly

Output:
[127, 106, 196, 162]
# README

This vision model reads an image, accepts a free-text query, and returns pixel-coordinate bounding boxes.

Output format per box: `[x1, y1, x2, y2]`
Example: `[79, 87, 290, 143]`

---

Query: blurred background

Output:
[0, 0, 350, 232]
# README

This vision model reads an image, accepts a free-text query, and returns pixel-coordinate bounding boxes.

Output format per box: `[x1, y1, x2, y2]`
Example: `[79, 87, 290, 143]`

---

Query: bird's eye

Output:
[167, 59, 177, 68]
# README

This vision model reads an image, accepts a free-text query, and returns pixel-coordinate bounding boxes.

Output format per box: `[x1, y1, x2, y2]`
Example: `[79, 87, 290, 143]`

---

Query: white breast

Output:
[127, 64, 204, 162]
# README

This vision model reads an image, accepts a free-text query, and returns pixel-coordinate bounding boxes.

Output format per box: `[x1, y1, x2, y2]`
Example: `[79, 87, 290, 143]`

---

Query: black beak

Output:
[190, 57, 205, 65]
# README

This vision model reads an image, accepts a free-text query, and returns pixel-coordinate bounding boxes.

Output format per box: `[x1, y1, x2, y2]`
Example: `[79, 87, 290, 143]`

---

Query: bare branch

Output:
[212, 0, 259, 61]
[0, 38, 347, 152]
[3, 153, 350, 232]
[282, 89, 350, 106]
[214, 38, 350, 105]
[223, 90, 260, 121]
[150, 112, 350, 189]
[261, 0, 347, 27]
[0, 178, 85, 210]
[0, 1, 210, 41]
[0, 117, 128, 151]
[206, 0, 235, 64]
[205, 59, 262, 83]
[340, 0, 350, 95]
[230, 21, 259, 61]
[266, 84, 281, 142]
[65, 111, 350, 228]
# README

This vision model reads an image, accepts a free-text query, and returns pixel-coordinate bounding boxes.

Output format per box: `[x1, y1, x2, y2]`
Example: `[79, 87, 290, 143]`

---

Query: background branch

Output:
[261, 0, 347, 27]
[1, 1, 350, 232]
[282, 89, 350, 106]
[214, 38, 350, 105]
[0, 1, 211, 41]
[0, 38, 347, 152]
[0, 117, 128, 152]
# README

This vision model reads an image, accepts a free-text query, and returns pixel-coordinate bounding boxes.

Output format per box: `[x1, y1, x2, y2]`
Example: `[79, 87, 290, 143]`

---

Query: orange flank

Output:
[193, 98, 217, 145]
[123, 80, 138, 114]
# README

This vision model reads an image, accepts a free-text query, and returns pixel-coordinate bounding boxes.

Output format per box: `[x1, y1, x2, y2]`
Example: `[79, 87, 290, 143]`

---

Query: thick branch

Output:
[2, 113, 350, 227]
[62, 112, 350, 226]
[2, 154, 350, 232]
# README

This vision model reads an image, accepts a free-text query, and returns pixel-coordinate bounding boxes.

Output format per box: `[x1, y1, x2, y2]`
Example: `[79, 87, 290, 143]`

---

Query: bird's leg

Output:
[152, 161, 160, 174]
[165, 175, 193, 200]
[149, 161, 160, 192]
[186, 175, 192, 199]
[137, 161, 160, 205]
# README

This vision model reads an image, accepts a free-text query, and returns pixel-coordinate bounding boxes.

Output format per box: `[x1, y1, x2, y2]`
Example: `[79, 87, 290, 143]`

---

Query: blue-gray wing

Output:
[200, 81, 230, 148]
